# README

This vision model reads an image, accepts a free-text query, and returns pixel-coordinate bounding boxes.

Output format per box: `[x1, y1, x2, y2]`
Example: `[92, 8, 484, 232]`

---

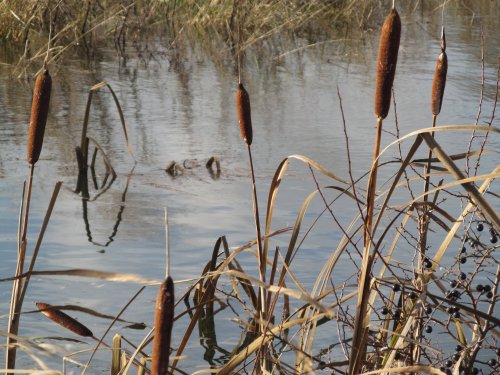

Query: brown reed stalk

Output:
[236, 82, 266, 308]
[151, 277, 175, 375]
[350, 6, 401, 375]
[36, 302, 94, 337]
[6, 68, 52, 373]
[236, 81, 268, 372]
[415, 28, 448, 363]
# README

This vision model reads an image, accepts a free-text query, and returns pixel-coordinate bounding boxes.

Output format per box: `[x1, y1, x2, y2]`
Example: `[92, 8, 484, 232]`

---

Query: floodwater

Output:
[0, 2, 499, 373]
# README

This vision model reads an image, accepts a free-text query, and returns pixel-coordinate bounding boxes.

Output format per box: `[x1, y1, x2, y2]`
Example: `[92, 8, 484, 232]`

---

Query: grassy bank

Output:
[1, 1, 497, 72]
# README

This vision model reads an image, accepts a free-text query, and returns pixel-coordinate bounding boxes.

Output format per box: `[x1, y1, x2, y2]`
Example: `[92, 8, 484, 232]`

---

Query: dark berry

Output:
[486, 291, 493, 299]
[455, 344, 463, 352]
[469, 239, 476, 246]
[453, 290, 461, 299]
[461, 246, 467, 253]
[394, 352, 401, 360]
[447, 306, 455, 314]
[453, 311, 461, 319]
[425, 325, 433, 333]
[477, 223, 484, 231]
[381, 306, 389, 315]
[488, 358, 497, 366]
[393, 309, 401, 319]
[460, 272, 467, 281]
[393, 284, 401, 292]
[450, 280, 458, 288]
[425, 306, 433, 315]
[491, 236, 498, 244]
[453, 353, 460, 361]
[483, 285, 492, 292]
[476, 284, 484, 293]
[460, 256, 467, 264]
[472, 368, 479, 375]
[425, 260, 433, 269]
[446, 360, 453, 367]
[496, 348, 500, 356]
[440, 367, 446, 373]
[408, 291, 417, 299]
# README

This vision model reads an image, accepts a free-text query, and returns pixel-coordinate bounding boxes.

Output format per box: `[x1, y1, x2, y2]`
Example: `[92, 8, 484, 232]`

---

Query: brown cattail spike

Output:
[432, 27, 447, 116]
[431, 51, 448, 116]
[235, 83, 253, 145]
[151, 276, 175, 375]
[27, 69, 52, 165]
[36, 302, 93, 337]
[374, 8, 401, 120]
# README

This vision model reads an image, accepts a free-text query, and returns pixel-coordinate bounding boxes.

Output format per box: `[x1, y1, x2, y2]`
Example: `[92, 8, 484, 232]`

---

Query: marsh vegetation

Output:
[0, 1, 499, 374]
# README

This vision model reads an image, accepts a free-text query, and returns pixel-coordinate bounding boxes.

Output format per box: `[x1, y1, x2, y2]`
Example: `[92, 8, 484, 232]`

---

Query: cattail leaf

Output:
[36, 302, 93, 337]
[374, 8, 401, 120]
[235, 83, 253, 145]
[27, 69, 52, 165]
[151, 276, 175, 375]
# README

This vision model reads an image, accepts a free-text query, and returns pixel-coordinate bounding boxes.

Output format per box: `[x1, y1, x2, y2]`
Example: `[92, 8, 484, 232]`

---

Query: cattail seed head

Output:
[431, 51, 448, 116]
[36, 302, 93, 337]
[432, 27, 447, 116]
[27, 69, 52, 165]
[151, 276, 175, 375]
[374, 8, 401, 120]
[235, 83, 253, 145]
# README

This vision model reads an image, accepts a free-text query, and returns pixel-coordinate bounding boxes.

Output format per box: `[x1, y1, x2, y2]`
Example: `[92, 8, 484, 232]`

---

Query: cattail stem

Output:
[247, 144, 266, 319]
[6, 164, 34, 372]
[364, 117, 383, 247]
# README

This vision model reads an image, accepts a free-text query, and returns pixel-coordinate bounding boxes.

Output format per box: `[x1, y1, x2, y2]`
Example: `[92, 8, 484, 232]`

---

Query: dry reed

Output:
[350, 5, 401, 375]
[27, 69, 52, 165]
[374, 8, 401, 120]
[236, 83, 253, 145]
[431, 29, 447, 116]
[151, 276, 175, 375]
[36, 302, 93, 337]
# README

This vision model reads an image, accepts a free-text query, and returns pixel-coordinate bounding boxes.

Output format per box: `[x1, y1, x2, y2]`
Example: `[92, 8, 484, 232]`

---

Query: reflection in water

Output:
[79, 166, 134, 248]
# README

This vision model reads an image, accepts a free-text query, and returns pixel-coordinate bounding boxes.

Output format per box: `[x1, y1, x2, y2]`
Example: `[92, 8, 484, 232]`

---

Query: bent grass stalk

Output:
[350, 4, 401, 374]
[6, 68, 52, 373]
